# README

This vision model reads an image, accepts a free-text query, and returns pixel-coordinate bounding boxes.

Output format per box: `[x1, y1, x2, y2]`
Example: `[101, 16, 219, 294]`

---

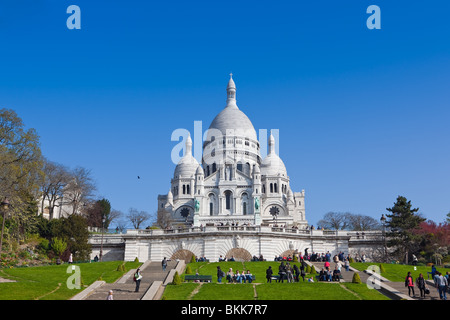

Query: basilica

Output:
[90, 76, 383, 263]
[157, 75, 308, 228]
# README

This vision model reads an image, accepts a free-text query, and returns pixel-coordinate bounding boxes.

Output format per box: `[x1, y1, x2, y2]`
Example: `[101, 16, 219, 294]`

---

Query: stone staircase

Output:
[75, 260, 179, 300]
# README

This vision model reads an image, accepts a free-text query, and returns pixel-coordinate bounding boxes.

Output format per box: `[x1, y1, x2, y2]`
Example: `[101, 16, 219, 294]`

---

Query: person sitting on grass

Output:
[327, 268, 333, 282]
[319, 268, 327, 281]
[226, 268, 234, 283]
[332, 266, 341, 281]
[234, 270, 242, 283]
[244, 270, 253, 283]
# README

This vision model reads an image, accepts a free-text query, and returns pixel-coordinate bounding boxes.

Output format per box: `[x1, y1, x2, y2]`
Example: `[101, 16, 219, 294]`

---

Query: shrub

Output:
[190, 255, 196, 263]
[51, 237, 67, 258]
[352, 272, 362, 284]
[379, 264, 386, 273]
[310, 265, 317, 274]
[185, 265, 192, 274]
[305, 265, 311, 273]
[172, 271, 182, 285]
[37, 239, 50, 253]
[293, 255, 298, 262]
[134, 257, 139, 263]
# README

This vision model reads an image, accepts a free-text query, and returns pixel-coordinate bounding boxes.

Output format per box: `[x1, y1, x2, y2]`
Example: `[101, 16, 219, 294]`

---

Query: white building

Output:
[88, 76, 384, 263]
[158, 75, 307, 228]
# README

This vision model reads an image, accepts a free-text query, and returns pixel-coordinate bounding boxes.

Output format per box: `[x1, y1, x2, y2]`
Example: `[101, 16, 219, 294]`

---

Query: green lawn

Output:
[350, 262, 439, 282]
[0, 261, 141, 300]
[163, 261, 390, 300]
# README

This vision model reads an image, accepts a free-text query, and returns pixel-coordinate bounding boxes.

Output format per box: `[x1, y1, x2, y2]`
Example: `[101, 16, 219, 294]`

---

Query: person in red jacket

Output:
[405, 272, 415, 297]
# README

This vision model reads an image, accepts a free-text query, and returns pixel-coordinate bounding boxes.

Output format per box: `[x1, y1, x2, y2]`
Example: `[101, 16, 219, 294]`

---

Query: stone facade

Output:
[89, 228, 384, 263]
[158, 75, 307, 228]
[89, 76, 384, 264]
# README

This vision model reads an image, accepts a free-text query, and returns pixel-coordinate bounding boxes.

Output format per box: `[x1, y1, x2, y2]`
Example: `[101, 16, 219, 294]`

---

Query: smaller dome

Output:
[261, 153, 287, 177]
[196, 166, 204, 175]
[174, 154, 200, 178]
[174, 134, 201, 178]
[261, 132, 287, 177]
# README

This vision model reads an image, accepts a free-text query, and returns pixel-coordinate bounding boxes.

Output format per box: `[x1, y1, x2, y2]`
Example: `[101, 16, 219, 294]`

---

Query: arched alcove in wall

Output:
[171, 249, 195, 262]
[225, 248, 252, 261]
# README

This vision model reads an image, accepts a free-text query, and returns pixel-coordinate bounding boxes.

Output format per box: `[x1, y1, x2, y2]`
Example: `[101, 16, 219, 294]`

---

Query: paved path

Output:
[308, 261, 444, 300]
[83, 260, 178, 300]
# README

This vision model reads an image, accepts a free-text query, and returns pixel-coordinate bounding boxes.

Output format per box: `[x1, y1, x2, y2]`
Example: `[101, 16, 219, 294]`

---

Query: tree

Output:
[413, 220, 449, 262]
[65, 166, 96, 215]
[127, 208, 150, 229]
[385, 196, 425, 264]
[156, 210, 172, 229]
[347, 214, 380, 231]
[317, 212, 381, 231]
[0, 109, 43, 252]
[86, 198, 112, 229]
[40, 159, 71, 219]
[317, 212, 351, 230]
[50, 214, 91, 261]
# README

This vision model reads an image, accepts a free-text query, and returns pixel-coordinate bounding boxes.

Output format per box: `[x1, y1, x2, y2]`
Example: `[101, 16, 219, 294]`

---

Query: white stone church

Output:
[89, 76, 384, 263]
[157, 75, 307, 229]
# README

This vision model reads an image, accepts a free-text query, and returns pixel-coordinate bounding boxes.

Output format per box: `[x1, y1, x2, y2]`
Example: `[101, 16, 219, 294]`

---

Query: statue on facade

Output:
[254, 197, 260, 211]
[194, 199, 200, 213]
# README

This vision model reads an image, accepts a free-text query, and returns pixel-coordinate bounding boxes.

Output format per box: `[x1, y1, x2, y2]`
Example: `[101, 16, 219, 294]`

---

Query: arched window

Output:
[187, 185, 190, 194]
[274, 183, 278, 193]
[241, 192, 248, 215]
[209, 194, 215, 216]
[245, 162, 251, 176]
[270, 183, 273, 193]
[212, 163, 217, 173]
[225, 190, 232, 210]
[182, 185, 186, 194]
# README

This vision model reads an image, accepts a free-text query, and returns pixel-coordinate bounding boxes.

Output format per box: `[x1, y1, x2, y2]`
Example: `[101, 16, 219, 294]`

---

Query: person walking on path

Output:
[435, 272, 448, 300]
[415, 273, 427, 298]
[68, 253, 73, 264]
[107, 290, 114, 300]
[134, 268, 142, 292]
[405, 272, 415, 297]
[162, 257, 167, 271]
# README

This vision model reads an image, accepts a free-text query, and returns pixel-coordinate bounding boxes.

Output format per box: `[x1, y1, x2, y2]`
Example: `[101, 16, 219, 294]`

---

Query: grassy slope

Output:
[0, 261, 141, 300]
[163, 261, 390, 300]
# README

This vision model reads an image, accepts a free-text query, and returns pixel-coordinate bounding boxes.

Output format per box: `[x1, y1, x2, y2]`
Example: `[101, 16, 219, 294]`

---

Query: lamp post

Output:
[0, 198, 11, 254]
[380, 214, 387, 263]
[100, 216, 105, 262]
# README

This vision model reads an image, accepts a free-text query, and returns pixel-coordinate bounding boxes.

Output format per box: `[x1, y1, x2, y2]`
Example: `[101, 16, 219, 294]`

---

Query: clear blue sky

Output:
[1, 0, 449, 227]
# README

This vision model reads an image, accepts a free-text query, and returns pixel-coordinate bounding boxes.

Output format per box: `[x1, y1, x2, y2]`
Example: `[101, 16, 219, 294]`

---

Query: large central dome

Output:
[206, 74, 258, 142]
